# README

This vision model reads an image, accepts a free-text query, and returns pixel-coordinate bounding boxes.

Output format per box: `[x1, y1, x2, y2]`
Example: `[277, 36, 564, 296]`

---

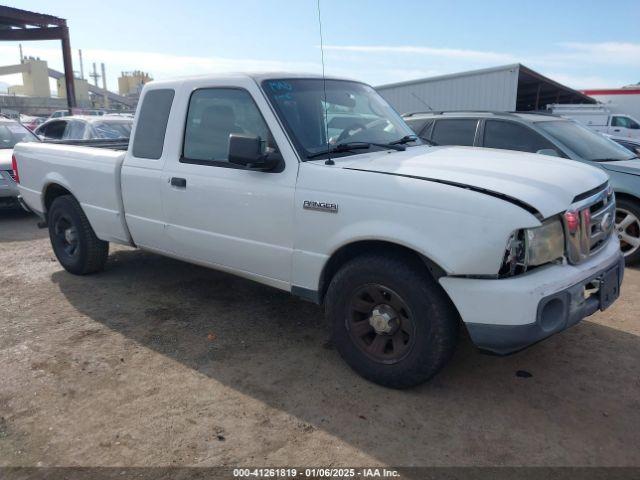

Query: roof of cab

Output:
[143, 72, 361, 89]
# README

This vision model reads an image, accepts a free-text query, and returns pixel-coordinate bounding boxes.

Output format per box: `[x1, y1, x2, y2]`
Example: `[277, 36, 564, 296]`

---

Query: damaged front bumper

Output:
[439, 237, 624, 354]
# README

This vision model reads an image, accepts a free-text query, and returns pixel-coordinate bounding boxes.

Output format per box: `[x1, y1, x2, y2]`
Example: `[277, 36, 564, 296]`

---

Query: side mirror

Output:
[228, 134, 280, 171]
[536, 148, 560, 157]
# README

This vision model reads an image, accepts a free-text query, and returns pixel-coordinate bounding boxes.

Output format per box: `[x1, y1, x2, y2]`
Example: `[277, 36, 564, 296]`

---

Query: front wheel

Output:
[615, 199, 640, 265]
[48, 195, 109, 275]
[325, 253, 459, 389]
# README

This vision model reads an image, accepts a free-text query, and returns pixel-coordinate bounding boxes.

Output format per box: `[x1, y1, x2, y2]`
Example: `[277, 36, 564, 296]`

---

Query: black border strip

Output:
[343, 167, 544, 220]
[1, 467, 639, 480]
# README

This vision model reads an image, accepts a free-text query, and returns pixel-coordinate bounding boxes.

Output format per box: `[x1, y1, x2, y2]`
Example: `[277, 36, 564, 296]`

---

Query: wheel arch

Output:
[316, 239, 447, 305]
[614, 191, 640, 206]
[43, 182, 75, 216]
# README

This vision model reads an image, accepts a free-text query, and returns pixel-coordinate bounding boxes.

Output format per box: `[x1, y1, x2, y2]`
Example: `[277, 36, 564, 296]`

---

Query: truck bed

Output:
[14, 142, 132, 245]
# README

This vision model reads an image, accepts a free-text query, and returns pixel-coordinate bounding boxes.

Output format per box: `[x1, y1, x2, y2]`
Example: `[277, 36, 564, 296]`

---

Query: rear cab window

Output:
[132, 89, 175, 159]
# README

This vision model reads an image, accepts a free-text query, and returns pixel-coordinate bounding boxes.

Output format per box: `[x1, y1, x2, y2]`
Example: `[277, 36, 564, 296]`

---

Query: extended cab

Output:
[13, 74, 624, 388]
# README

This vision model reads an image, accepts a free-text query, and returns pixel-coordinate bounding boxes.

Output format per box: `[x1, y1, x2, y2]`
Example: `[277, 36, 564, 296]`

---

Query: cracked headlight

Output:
[500, 218, 565, 276]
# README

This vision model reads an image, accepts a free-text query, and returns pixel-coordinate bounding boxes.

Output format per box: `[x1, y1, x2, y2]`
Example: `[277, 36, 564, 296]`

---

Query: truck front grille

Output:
[564, 183, 615, 264]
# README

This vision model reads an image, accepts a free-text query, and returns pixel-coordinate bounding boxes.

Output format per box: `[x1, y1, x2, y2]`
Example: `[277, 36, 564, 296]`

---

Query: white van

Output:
[549, 104, 640, 140]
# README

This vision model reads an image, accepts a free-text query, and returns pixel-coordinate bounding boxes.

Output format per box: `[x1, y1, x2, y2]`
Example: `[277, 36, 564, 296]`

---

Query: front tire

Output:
[48, 195, 109, 275]
[325, 253, 459, 389]
[615, 198, 640, 265]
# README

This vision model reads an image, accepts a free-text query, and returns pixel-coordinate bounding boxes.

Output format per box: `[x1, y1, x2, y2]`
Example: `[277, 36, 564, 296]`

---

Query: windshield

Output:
[92, 120, 132, 139]
[536, 120, 635, 162]
[261, 78, 418, 159]
[0, 122, 39, 149]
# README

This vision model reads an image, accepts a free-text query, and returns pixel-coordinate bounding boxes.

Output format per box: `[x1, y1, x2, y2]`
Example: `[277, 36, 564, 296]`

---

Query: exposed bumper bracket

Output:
[465, 253, 624, 355]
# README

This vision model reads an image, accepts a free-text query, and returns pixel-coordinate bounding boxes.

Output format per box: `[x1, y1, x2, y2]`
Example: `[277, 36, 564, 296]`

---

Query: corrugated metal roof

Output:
[377, 65, 520, 114]
[376, 64, 595, 113]
[376, 64, 521, 90]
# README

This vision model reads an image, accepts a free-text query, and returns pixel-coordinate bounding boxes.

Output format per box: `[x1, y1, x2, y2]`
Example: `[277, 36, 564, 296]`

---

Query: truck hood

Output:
[599, 159, 640, 177]
[329, 145, 608, 219]
[0, 149, 12, 171]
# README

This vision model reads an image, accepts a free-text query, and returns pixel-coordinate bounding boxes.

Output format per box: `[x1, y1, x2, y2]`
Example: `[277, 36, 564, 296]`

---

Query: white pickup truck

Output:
[14, 73, 624, 388]
[549, 104, 640, 140]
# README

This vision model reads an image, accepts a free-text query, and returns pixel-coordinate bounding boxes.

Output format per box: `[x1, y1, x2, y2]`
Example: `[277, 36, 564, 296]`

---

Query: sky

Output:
[1, 0, 639, 95]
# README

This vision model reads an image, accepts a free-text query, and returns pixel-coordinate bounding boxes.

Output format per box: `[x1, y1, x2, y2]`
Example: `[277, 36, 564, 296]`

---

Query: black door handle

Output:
[170, 177, 186, 188]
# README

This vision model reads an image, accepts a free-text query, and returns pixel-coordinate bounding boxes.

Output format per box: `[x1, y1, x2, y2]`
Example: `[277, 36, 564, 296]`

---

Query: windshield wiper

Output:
[390, 134, 439, 147]
[389, 134, 419, 146]
[306, 141, 405, 159]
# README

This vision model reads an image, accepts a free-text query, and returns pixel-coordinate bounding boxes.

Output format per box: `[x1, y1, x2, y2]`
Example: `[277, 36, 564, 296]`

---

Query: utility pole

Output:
[18, 43, 23, 62]
[78, 49, 84, 80]
[89, 62, 100, 87]
[101, 62, 109, 109]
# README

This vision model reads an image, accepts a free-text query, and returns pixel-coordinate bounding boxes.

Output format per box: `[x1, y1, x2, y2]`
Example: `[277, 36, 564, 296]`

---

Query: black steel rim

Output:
[346, 283, 415, 364]
[52, 213, 79, 259]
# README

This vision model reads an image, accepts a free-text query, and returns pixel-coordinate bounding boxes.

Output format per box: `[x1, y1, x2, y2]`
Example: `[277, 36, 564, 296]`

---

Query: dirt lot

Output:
[1, 208, 639, 468]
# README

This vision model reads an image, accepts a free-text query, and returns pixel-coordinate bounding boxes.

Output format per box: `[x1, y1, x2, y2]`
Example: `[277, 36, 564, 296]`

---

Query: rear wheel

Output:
[325, 253, 459, 388]
[615, 198, 640, 265]
[48, 195, 109, 275]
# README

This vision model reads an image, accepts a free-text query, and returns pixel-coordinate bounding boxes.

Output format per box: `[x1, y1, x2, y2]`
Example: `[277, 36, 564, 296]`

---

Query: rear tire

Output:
[47, 195, 109, 275]
[615, 198, 640, 265]
[325, 253, 459, 389]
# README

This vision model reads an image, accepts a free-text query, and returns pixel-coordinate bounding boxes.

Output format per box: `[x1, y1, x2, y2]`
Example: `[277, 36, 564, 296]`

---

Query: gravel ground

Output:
[1, 208, 639, 468]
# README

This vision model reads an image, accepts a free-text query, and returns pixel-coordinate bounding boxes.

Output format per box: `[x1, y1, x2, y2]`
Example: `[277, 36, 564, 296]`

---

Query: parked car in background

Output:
[403, 111, 640, 264]
[548, 104, 640, 140]
[0, 118, 39, 206]
[79, 109, 107, 117]
[22, 116, 47, 132]
[49, 110, 70, 119]
[49, 109, 107, 119]
[606, 135, 640, 156]
[106, 112, 135, 118]
[35, 115, 133, 141]
[13, 73, 623, 388]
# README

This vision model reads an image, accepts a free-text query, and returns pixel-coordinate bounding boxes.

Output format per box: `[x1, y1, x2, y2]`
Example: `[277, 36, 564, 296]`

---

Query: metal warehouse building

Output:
[376, 63, 595, 115]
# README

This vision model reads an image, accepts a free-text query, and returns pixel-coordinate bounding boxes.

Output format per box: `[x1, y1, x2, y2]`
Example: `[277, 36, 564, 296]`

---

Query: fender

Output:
[42, 173, 76, 213]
